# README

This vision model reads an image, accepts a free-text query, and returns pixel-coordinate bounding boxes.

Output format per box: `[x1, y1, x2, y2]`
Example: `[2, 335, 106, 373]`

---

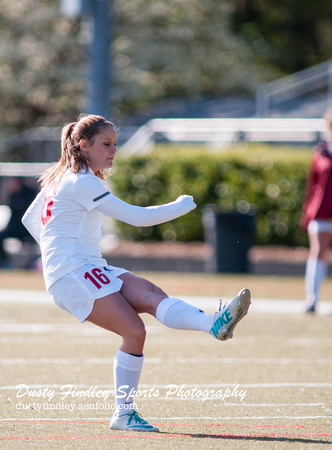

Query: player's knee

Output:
[128, 321, 146, 344]
[152, 284, 167, 298]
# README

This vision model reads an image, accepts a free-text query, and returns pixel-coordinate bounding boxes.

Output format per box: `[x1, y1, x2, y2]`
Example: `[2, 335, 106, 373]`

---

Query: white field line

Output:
[0, 357, 331, 365]
[153, 415, 332, 420]
[0, 415, 331, 421]
[0, 401, 325, 407]
[1, 289, 332, 315]
[0, 289, 49, 304]
[1, 382, 332, 390]
[0, 322, 164, 335]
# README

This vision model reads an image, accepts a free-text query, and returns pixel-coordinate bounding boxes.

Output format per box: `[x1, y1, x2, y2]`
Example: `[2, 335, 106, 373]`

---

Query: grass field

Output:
[0, 269, 331, 448]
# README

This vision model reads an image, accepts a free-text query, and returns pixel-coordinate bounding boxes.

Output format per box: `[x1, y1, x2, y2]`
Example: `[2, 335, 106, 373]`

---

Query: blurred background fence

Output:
[0, 117, 327, 165]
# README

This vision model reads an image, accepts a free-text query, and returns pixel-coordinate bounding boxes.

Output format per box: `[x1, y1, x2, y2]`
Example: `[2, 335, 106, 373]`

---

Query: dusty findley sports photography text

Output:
[15, 383, 247, 403]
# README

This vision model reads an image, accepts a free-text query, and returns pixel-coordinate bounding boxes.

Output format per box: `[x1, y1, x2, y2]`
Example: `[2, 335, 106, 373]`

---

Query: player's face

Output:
[81, 125, 117, 173]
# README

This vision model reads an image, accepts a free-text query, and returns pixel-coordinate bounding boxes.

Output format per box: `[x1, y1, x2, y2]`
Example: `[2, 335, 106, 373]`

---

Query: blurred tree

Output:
[0, 0, 85, 135]
[0, 0, 330, 136]
[111, 0, 278, 118]
[0, 0, 278, 135]
[231, 0, 332, 72]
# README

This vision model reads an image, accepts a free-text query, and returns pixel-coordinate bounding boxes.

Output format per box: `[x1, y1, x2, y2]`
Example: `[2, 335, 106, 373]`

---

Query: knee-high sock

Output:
[113, 349, 143, 415]
[156, 297, 215, 334]
[305, 257, 327, 308]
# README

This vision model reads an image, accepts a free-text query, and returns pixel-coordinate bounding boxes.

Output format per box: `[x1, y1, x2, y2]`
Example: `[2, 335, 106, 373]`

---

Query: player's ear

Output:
[79, 139, 88, 153]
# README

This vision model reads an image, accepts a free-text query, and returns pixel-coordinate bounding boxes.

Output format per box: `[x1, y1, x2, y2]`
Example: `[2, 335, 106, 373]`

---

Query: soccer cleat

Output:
[110, 410, 159, 432]
[210, 288, 251, 341]
[304, 304, 316, 313]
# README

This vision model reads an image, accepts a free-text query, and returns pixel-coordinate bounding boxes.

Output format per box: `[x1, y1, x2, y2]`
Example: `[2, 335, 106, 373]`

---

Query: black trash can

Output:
[203, 207, 256, 273]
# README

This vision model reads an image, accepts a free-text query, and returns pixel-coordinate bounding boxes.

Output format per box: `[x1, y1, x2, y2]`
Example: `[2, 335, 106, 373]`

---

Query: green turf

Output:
[0, 282, 331, 448]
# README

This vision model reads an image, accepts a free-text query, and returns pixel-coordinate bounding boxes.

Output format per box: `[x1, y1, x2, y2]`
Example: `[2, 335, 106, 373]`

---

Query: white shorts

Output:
[307, 219, 332, 234]
[48, 264, 129, 323]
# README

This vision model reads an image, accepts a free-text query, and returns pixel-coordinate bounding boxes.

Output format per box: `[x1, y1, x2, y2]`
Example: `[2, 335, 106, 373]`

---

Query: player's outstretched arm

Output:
[95, 193, 196, 227]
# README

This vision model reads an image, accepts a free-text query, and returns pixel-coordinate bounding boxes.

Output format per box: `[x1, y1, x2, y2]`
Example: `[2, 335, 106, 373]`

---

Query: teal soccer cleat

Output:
[210, 288, 251, 341]
[110, 410, 159, 432]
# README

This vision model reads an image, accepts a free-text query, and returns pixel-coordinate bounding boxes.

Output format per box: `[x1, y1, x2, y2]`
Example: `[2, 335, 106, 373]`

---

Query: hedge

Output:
[110, 144, 313, 246]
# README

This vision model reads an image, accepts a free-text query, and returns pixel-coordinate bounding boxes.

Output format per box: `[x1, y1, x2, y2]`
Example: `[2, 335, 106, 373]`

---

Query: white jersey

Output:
[22, 168, 196, 289]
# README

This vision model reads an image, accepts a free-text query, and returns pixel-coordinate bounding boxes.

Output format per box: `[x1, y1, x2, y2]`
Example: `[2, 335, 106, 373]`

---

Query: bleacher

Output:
[120, 117, 326, 155]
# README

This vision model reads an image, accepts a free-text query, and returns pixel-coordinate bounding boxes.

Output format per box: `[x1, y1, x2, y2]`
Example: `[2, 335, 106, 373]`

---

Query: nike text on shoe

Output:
[210, 288, 251, 341]
[110, 410, 159, 432]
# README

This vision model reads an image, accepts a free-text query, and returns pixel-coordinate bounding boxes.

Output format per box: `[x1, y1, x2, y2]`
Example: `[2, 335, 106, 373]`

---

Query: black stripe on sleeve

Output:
[93, 191, 110, 202]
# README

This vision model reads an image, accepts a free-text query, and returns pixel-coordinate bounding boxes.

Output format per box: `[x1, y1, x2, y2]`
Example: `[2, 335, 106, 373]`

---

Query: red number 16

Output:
[84, 268, 110, 289]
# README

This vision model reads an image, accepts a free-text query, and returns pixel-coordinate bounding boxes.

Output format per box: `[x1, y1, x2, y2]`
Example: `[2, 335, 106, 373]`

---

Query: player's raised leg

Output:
[119, 272, 251, 340]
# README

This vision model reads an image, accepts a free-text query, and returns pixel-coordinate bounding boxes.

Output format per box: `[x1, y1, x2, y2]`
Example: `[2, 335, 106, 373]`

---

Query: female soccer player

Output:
[22, 114, 251, 432]
[301, 108, 332, 313]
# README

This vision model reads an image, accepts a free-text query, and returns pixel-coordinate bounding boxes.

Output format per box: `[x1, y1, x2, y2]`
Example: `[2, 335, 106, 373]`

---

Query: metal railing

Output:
[256, 60, 332, 117]
[0, 117, 327, 164]
[120, 118, 326, 155]
[0, 127, 61, 163]
[0, 162, 52, 177]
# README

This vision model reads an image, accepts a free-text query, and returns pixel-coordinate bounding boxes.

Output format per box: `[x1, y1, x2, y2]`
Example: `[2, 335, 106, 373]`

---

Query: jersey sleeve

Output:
[21, 189, 45, 244]
[95, 194, 196, 226]
[74, 175, 111, 211]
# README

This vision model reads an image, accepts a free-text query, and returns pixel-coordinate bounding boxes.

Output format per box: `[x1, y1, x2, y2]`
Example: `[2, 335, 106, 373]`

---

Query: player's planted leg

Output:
[110, 349, 159, 432]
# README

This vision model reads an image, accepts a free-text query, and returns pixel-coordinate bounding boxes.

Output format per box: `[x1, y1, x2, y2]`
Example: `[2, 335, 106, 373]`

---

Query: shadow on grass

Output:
[158, 431, 332, 445]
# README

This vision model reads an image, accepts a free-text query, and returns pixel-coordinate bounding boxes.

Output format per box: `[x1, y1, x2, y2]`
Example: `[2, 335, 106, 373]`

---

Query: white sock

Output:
[305, 257, 327, 308]
[113, 349, 143, 415]
[156, 297, 215, 334]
